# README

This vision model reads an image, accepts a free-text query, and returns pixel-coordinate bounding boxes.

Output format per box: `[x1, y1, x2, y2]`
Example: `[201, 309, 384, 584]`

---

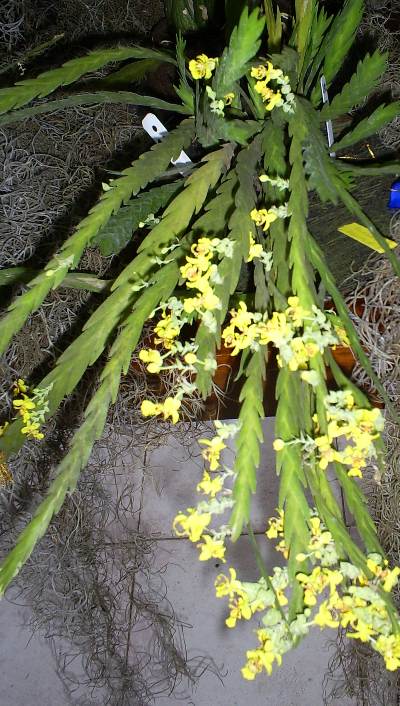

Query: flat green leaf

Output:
[98, 59, 161, 87]
[230, 348, 266, 540]
[0, 46, 176, 115]
[0, 90, 191, 126]
[291, 0, 316, 79]
[138, 143, 235, 254]
[302, 7, 332, 89]
[310, 0, 363, 101]
[275, 368, 310, 583]
[94, 180, 183, 255]
[0, 267, 111, 292]
[321, 51, 388, 121]
[336, 158, 400, 177]
[212, 7, 265, 98]
[195, 137, 262, 397]
[333, 101, 400, 151]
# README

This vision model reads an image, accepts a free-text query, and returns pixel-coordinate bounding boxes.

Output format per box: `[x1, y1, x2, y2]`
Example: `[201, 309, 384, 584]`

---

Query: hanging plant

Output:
[1, 0, 400, 680]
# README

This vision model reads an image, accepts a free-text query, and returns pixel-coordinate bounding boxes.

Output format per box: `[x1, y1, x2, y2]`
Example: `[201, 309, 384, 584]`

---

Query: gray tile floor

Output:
[1, 419, 356, 706]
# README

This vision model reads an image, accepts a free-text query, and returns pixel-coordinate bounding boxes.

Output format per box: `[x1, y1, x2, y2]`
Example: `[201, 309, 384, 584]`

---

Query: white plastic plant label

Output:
[142, 113, 192, 171]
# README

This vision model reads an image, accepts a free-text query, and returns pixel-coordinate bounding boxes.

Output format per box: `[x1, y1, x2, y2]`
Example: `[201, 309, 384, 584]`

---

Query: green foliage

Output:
[174, 34, 194, 111]
[194, 173, 238, 397]
[94, 180, 183, 256]
[2, 0, 400, 657]
[98, 59, 160, 87]
[275, 368, 310, 583]
[336, 158, 400, 177]
[0, 267, 111, 292]
[0, 245, 188, 459]
[0, 91, 192, 127]
[334, 101, 400, 150]
[0, 264, 179, 595]
[230, 348, 266, 541]
[307, 234, 399, 422]
[321, 51, 388, 121]
[138, 143, 234, 254]
[310, 0, 364, 100]
[299, 99, 340, 204]
[212, 7, 265, 98]
[262, 120, 290, 300]
[0, 46, 176, 115]
[301, 6, 332, 89]
[195, 136, 262, 397]
[0, 119, 194, 354]
[263, 0, 282, 52]
[292, 0, 316, 78]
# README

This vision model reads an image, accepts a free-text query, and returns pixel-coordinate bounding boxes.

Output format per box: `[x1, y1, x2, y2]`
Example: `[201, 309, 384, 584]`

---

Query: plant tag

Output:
[142, 113, 192, 172]
[320, 76, 335, 158]
[338, 222, 397, 253]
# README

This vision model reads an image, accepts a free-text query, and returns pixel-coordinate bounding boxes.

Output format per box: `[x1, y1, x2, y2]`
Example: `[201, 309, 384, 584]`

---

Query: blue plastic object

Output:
[388, 179, 400, 209]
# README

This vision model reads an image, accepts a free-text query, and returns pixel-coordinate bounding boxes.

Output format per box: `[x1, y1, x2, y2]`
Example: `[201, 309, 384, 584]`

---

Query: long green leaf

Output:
[212, 7, 265, 98]
[310, 0, 363, 101]
[93, 180, 183, 256]
[229, 348, 266, 541]
[333, 101, 400, 151]
[0, 91, 191, 126]
[0, 119, 194, 354]
[262, 120, 290, 301]
[0, 263, 179, 595]
[0, 267, 111, 292]
[138, 143, 235, 254]
[307, 233, 399, 422]
[336, 158, 400, 177]
[0, 242, 190, 460]
[98, 59, 161, 87]
[0, 46, 176, 115]
[275, 368, 311, 586]
[292, 0, 316, 80]
[302, 7, 332, 89]
[320, 51, 388, 121]
[195, 136, 262, 397]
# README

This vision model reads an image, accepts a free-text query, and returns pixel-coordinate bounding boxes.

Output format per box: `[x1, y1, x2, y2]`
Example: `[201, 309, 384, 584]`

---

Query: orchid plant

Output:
[1, 0, 400, 679]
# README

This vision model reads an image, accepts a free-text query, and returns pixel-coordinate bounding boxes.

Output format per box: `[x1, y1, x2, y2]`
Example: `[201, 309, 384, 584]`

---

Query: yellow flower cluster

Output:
[139, 236, 236, 425]
[180, 236, 229, 315]
[12, 378, 51, 440]
[189, 54, 219, 80]
[215, 568, 265, 628]
[141, 396, 181, 424]
[172, 422, 239, 563]
[239, 510, 400, 679]
[251, 61, 295, 113]
[274, 391, 384, 479]
[222, 298, 338, 364]
[153, 310, 181, 349]
[250, 207, 278, 232]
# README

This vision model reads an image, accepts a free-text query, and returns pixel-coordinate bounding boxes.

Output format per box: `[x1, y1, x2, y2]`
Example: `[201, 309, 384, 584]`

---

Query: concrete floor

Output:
[0, 420, 357, 706]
